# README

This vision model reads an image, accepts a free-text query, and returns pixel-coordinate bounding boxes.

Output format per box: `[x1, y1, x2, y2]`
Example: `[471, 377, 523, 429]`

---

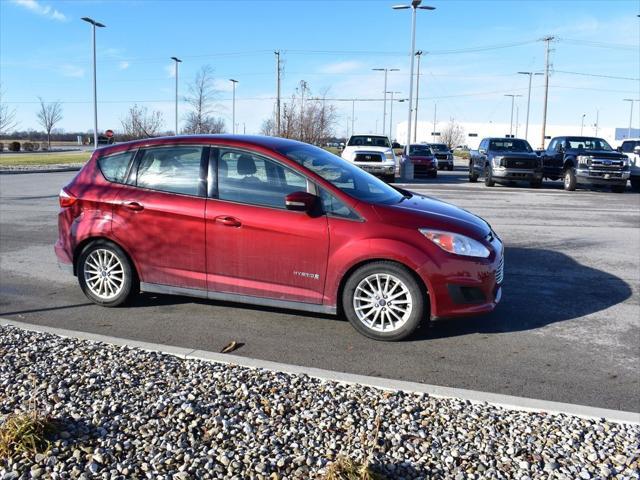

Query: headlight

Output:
[419, 229, 490, 258]
[577, 155, 592, 166]
[492, 156, 504, 167]
[385, 150, 394, 160]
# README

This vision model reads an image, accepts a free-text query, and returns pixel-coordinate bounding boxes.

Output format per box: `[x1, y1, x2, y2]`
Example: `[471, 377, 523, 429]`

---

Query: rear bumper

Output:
[54, 240, 74, 274]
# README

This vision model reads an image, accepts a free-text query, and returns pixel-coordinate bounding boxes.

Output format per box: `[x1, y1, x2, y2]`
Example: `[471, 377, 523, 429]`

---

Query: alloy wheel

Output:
[352, 273, 413, 332]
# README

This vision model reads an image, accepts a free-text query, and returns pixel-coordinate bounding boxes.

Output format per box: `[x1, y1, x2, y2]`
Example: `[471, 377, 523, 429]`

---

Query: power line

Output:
[553, 70, 639, 82]
[559, 38, 637, 50]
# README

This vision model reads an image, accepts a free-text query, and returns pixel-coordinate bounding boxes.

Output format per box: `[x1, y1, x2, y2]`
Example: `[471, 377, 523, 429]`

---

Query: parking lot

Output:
[1, 161, 638, 412]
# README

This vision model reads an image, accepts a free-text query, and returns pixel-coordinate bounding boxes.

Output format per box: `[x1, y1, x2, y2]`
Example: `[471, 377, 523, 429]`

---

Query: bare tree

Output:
[36, 98, 63, 150]
[261, 81, 337, 144]
[183, 65, 226, 134]
[0, 85, 18, 134]
[440, 119, 465, 149]
[120, 104, 164, 140]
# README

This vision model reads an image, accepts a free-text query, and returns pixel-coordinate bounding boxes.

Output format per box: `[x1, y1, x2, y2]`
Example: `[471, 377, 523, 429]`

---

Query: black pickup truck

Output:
[541, 136, 630, 193]
[469, 137, 542, 187]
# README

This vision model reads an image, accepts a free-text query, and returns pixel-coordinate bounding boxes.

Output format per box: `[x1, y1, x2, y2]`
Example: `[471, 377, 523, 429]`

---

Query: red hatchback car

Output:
[55, 135, 503, 341]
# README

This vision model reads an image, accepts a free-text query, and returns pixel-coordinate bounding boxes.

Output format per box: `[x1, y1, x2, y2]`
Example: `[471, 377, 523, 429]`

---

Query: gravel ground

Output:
[1, 326, 638, 480]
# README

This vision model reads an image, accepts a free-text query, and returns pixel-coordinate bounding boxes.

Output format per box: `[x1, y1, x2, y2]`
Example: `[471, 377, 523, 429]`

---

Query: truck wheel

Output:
[484, 165, 495, 187]
[448, 164, 454, 171]
[342, 261, 426, 341]
[631, 177, 640, 191]
[611, 184, 626, 193]
[530, 179, 543, 188]
[428, 171, 438, 178]
[563, 168, 577, 191]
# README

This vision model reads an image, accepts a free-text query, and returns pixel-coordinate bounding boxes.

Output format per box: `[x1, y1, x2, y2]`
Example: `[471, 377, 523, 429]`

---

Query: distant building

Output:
[395, 121, 626, 149]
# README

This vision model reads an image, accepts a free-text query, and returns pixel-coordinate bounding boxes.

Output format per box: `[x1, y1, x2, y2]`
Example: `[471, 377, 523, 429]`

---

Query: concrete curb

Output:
[0, 166, 82, 175]
[2, 317, 638, 425]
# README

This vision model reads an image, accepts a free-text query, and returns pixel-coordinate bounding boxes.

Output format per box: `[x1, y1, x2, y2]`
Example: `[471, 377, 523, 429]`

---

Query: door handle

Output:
[215, 216, 241, 227]
[123, 202, 144, 212]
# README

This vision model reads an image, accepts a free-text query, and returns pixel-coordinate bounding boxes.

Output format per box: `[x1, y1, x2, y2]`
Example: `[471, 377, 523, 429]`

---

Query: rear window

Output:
[621, 140, 640, 153]
[429, 144, 449, 152]
[348, 136, 391, 148]
[97, 151, 135, 183]
[488, 139, 532, 153]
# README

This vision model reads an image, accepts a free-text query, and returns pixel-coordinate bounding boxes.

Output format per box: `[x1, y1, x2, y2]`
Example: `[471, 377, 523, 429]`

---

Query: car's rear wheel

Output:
[342, 261, 425, 341]
[563, 167, 577, 191]
[78, 240, 136, 307]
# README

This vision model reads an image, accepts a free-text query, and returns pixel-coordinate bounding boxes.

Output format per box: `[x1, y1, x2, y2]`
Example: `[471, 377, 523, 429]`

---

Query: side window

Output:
[320, 189, 359, 220]
[547, 139, 557, 152]
[98, 151, 135, 183]
[135, 146, 204, 196]
[217, 149, 308, 209]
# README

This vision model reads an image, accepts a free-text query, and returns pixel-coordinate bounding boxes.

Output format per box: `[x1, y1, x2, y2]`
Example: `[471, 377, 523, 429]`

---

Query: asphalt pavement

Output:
[1, 163, 638, 411]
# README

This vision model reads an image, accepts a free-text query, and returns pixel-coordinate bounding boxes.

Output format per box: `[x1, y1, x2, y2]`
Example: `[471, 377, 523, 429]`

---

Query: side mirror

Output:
[285, 191, 319, 213]
[616, 146, 622, 152]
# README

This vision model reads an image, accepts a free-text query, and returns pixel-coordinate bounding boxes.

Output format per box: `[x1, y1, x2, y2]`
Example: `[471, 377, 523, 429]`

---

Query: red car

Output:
[402, 144, 438, 178]
[55, 135, 503, 341]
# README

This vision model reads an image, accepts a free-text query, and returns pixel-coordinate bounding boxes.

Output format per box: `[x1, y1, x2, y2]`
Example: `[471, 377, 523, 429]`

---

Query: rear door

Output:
[111, 145, 207, 290]
[205, 147, 329, 304]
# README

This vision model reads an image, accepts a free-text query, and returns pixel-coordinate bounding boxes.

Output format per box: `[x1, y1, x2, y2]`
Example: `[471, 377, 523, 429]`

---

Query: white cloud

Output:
[213, 79, 235, 93]
[58, 64, 85, 78]
[318, 61, 364, 75]
[11, 0, 67, 21]
[118, 61, 130, 70]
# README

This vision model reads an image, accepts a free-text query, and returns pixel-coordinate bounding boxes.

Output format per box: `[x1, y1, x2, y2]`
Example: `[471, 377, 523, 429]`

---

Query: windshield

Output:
[488, 139, 533, 152]
[429, 144, 449, 152]
[621, 140, 640, 153]
[348, 135, 391, 148]
[276, 144, 404, 205]
[564, 137, 612, 151]
[409, 145, 432, 156]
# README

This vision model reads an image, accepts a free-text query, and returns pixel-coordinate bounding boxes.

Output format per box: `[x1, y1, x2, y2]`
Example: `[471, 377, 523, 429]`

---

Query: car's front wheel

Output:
[77, 240, 137, 307]
[484, 165, 495, 187]
[563, 167, 577, 191]
[448, 164, 454, 171]
[342, 261, 426, 341]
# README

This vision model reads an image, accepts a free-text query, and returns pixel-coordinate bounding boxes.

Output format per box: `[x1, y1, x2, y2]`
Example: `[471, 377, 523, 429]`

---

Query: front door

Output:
[112, 145, 207, 290]
[205, 148, 329, 304]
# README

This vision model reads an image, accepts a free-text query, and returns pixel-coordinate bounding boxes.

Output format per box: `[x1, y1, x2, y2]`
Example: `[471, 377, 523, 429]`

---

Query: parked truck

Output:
[469, 137, 542, 188]
[541, 136, 629, 193]
[618, 138, 640, 191]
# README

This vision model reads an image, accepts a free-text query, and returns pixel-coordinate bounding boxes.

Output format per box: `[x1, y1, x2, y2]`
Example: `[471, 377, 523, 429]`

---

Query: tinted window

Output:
[430, 144, 449, 152]
[276, 144, 404, 205]
[621, 141, 640, 153]
[136, 146, 203, 196]
[320, 189, 359, 220]
[564, 137, 612, 151]
[217, 149, 308, 209]
[348, 136, 391, 148]
[98, 151, 134, 183]
[408, 145, 432, 156]
[488, 139, 533, 152]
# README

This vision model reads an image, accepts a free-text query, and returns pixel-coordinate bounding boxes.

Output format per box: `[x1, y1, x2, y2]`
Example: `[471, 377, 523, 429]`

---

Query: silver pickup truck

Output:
[469, 137, 543, 188]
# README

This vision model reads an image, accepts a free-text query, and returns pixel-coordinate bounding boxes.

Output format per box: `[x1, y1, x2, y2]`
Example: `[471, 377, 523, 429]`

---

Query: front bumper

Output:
[576, 168, 629, 185]
[492, 168, 542, 181]
[356, 162, 395, 176]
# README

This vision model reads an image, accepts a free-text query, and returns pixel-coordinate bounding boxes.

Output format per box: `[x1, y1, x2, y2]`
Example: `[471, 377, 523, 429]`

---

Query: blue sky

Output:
[1, 0, 638, 138]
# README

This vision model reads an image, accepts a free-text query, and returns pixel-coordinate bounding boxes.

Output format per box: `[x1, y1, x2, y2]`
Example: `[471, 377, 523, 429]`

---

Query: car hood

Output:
[565, 149, 625, 158]
[490, 152, 537, 158]
[373, 192, 491, 240]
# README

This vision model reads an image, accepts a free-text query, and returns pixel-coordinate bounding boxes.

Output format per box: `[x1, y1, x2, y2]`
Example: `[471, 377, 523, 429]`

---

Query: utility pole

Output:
[300, 80, 307, 141]
[505, 94, 522, 137]
[515, 106, 519, 137]
[594, 109, 599, 136]
[540, 36, 555, 149]
[432, 102, 437, 142]
[81, 17, 106, 149]
[229, 79, 238, 134]
[623, 99, 638, 139]
[373, 68, 399, 137]
[580, 113, 586, 136]
[387, 91, 401, 140]
[275, 51, 281, 136]
[351, 99, 355, 135]
[170, 57, 182, 135]
[518, 71, 543, 142]
[414, 50, 423, 142]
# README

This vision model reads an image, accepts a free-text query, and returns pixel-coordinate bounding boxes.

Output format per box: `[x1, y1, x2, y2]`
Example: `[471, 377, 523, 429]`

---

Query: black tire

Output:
[630, 177, 640, 191]
[428, 171, 438, 179]
[342, 261, 426, 341]
[611, 184, 626, 194]
[563, 167, 577, 191]
[448, 164, 454, 171]
[484, 165, 495, 187]
[77, 240, 137, 307]
[530, 179, 543, 188]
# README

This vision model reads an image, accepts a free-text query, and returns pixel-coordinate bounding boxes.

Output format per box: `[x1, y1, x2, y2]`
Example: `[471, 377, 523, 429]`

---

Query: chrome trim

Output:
[140, 282, 337, 315]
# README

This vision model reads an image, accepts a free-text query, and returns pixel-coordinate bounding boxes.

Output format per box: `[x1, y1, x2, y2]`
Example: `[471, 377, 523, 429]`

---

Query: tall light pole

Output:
[505, 94, 522, 137]
[387, 91, 401, 139]
[414, 50, 423, 142]
[540, 36, 555, 149]
[81, 17, 105, 149]
[351, 99, 355, 135]
[432, 102, 437, 142]
[275, 51, 281, 136]
[623, 99, 639, 139]
[518, 71, 543, 141]
[229, 79, 238, 134]
[580, 113, 586, 136]
[372, 68, 399, 137]
[170, 57, 182, 135]
[392, 1, 435, 153]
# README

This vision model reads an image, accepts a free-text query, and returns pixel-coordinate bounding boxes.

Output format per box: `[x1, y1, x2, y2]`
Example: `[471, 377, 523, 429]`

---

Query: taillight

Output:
[59, 188, 77, 208]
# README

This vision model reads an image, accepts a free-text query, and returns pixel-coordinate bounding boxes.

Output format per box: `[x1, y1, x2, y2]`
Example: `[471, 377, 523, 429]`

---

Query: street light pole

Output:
[81, 17, 105, 149]
[580, 113, 586, 136]
[393, 1, 435, 154]
[414, 50, 423, 142]
[623, 99, 638, 139]
[540, 36, 555, 149]
[351, 99, 355, 135]
[171, 57, 182, 135]
[230, 79, 238, 134]
[387, 91, 401, 139]
[505, 94, 522, 137]
[518, 71, 543, 141]
[373, 68, 399, 137]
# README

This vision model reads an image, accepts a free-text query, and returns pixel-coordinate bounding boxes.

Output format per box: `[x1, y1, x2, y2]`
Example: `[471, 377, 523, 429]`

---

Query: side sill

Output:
[140, 282, 337, 315]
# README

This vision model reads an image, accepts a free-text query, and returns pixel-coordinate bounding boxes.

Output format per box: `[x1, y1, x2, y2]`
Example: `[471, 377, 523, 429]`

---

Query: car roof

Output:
[621, 138, 640, 142]
[93, 134, 310, 156]
[486, 137, 527, 141]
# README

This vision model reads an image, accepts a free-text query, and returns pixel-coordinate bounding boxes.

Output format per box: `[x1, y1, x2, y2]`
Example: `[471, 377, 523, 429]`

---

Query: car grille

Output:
[504, 157, 538, 169]
[495, 254, 504, 285]
[434, 153, 449, 160]
[590, 158, 624, 170]
[354, 153, 384, 163]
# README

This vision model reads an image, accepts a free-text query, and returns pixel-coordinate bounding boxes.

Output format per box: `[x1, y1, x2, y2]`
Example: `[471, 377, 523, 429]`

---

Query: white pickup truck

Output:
[341, 134, 397, 183]
[618, 138, 640, 190]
